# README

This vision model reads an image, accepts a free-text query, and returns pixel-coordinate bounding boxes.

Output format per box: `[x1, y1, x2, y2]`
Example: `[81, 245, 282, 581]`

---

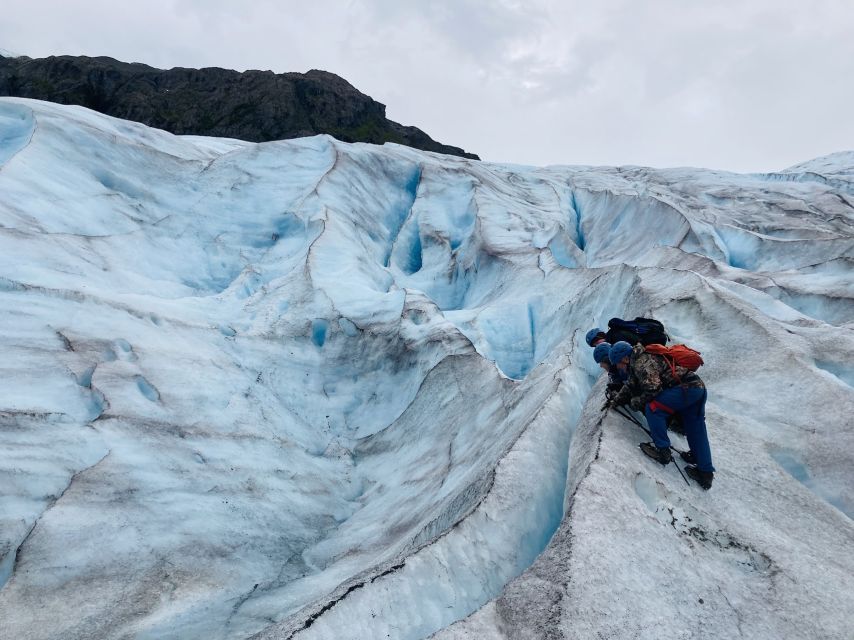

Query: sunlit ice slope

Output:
[0, 98, 852, 640]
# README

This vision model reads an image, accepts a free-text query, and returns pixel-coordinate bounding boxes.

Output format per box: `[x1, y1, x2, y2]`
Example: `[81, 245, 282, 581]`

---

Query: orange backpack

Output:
[644, 343, 704, 379]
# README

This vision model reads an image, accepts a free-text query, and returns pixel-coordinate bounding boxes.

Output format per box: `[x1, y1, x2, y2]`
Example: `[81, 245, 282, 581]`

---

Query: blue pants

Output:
[645, 386, 715, 472]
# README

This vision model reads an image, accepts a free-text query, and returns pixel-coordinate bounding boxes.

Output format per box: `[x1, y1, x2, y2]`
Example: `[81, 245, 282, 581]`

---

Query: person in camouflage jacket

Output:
[611, 342, 704, 407]
[609, 341, 715, 489]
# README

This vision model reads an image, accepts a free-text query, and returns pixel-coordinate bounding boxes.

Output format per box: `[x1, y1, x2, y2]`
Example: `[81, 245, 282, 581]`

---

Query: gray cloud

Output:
[1, 0, 852, 171]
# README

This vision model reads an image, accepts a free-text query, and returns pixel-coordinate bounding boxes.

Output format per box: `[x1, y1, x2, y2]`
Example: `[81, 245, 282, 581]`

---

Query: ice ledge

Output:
[434, 381, 854, 640]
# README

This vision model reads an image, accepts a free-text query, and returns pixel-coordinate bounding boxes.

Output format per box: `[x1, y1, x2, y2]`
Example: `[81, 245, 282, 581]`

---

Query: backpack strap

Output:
[666, 354, 680, 383]
[644, 345, 682, 384]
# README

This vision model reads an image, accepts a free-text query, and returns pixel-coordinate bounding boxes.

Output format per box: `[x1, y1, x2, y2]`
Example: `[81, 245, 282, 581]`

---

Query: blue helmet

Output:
[585, 327, 605, 347]
[592, 342, 612, 364]
[609, 341, 633, 365]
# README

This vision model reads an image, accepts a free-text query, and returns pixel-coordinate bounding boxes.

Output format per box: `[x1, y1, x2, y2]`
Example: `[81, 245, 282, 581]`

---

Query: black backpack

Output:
[605, 317, 668, 346]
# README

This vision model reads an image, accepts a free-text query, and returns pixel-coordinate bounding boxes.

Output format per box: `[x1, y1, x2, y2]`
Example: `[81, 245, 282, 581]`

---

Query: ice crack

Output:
[0, 450, 110, 591]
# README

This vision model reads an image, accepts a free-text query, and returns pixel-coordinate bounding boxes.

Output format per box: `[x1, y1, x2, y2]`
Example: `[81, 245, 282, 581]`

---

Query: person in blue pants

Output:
[609, 341, 715, 489]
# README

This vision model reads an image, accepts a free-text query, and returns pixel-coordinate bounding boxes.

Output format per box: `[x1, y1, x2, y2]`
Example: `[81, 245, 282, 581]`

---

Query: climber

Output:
[608, 341, 715, 489]
[592, 342, 624, 400]
[585, 327, 607, 348]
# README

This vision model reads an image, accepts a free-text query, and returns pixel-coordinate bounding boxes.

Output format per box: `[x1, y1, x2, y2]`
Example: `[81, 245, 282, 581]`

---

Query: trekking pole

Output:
[613, 406, 650, 436]
[613, 406, 685, 454]
[611, 406, 690, 486]
[671, 457, 690, 486]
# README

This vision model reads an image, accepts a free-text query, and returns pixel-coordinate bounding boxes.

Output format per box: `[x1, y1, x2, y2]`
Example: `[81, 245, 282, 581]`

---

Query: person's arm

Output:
[611, 383, 631, 406]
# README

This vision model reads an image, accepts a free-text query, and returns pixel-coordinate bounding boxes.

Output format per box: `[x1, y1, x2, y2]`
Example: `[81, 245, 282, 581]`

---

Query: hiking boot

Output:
[639, 442, 672, 465]
[685, 465, 714, 490]
[679, 450, 697, 465]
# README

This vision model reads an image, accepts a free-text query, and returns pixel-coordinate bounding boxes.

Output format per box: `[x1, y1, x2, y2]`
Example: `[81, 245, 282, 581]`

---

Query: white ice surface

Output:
[0, 99, 851, 640]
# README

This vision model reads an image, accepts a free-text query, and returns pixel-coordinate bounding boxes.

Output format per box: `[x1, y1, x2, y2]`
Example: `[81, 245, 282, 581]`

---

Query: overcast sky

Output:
[3, 1, 853, 171]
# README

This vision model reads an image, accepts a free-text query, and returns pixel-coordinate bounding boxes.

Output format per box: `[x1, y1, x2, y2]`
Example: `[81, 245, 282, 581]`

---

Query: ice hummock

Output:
[0, 98, 851, 640]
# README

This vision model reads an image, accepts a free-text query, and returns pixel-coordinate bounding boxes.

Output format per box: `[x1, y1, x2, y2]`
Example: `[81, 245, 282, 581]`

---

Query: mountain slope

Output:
[0, 55, 478, 159]
[0, 99, 851, 640]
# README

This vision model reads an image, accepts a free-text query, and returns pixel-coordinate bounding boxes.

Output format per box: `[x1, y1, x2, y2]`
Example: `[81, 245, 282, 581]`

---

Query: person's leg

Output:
[680, 388, 714, 472]
[678, 390, 701, 461]
[645, 387, 684, 450]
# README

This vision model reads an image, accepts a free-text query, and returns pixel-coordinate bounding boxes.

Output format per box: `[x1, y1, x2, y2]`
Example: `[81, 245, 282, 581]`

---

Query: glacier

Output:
[0, 98, 852, 640]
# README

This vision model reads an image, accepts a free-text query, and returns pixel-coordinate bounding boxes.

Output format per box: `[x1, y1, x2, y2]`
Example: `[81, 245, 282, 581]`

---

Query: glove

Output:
[609, 384, 629, 407]
[605, 396, 626, 410]
[629, 396, 644, 411]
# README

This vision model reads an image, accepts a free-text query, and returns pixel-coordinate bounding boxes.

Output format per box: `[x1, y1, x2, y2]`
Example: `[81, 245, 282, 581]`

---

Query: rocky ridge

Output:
[0, 54, 478, 159]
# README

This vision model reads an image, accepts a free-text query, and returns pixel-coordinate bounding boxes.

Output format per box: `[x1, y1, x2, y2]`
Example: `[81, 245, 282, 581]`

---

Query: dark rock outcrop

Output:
[0, 54, 478, 159]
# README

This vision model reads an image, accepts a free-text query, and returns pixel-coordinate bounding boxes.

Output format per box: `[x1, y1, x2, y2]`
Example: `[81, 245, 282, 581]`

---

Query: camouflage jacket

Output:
[614, 343, 704, 406]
